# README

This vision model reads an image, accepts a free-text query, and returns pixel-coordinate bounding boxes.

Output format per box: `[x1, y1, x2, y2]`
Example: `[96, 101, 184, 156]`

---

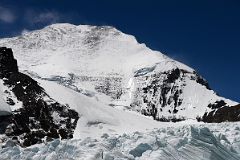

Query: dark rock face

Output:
[200, 103, 240, 123]
[0, 47, 79, 147]
[0, 47, 18, 78]
[132, 68, 186, 122]
[132, 66, 240, 123]
[207, 100, 226, 110]
[192, 71, 210, 90]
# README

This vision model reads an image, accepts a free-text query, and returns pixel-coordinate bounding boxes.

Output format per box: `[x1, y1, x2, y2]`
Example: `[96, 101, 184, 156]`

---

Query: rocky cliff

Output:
[0, 47, 79, 147]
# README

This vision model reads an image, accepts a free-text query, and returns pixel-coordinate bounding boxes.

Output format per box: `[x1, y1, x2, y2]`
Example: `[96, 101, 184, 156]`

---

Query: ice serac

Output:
[0, 47, 79, 147]
[0, 23, 238, 122]
[1, 123, 240, 160]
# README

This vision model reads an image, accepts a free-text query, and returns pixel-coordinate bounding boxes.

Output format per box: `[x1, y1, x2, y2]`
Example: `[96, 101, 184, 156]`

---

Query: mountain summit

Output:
[0, 23, 238, 122]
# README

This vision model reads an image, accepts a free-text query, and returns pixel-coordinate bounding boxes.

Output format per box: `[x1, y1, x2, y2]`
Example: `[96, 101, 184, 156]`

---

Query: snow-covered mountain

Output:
[0, 49, 240, 159]
[0, 23, 240, 159]
[0, 23, 237, 122]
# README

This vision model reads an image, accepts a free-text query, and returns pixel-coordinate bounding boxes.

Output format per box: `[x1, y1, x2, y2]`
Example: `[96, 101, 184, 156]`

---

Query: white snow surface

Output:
[1, 78, 240, 159]
[0, 78, 233, 160]
[0, 80, 11, 116]
[1, 122, 240, 160]
[0, 23, 239, 159]
[0, 23, 192, 77]
[0, 23, 236, 120]
[37, 78, 170, 139]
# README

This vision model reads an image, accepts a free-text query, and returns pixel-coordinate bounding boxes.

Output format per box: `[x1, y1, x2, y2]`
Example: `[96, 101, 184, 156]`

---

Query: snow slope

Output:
[1, 78, 239, 160]
[0, 24, 190, 77]
[0, 23, 239, 160]
[37, 78, 170, 139]
[0, 23, 237, 121]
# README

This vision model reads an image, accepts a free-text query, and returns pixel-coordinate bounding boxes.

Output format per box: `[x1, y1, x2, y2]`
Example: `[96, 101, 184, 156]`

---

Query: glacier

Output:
[1, 122, 240, 160]
[0, 23, 239, 159]
[1, 77, 238, 160]
[0, 23, 237, 122]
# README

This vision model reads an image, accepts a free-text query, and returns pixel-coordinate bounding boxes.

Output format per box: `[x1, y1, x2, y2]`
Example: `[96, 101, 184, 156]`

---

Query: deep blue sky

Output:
[0, 0, 239, 102]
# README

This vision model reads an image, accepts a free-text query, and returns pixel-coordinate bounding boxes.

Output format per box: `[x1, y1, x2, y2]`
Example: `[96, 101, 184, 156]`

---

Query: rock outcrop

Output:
[200, 103, 240, 123]
[0, 47, 79, 147]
